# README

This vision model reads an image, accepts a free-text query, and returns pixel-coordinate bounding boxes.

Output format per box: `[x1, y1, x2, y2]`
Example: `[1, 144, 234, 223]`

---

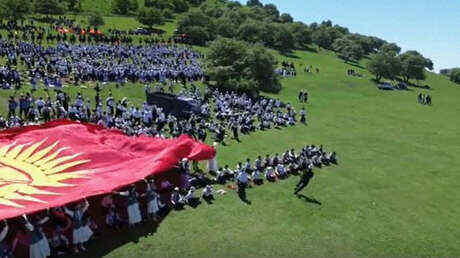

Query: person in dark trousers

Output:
[294, 167, 314, 195]
[236, 169, 250, 204]
[426, 95, 432, 105]
[8, 96, 17, 118]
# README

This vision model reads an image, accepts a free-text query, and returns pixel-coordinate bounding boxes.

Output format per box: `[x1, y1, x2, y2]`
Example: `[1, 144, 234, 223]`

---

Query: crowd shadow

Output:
[72, 210, 171, 258]
[297, 194, 322, 205]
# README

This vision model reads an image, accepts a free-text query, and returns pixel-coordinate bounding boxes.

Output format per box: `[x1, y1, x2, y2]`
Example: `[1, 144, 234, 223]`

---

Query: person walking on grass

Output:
[294, 165, 314, 195]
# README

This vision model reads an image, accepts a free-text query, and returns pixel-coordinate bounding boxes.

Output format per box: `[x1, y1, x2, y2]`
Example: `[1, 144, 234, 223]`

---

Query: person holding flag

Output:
[64, 199, 93, 253]
[116, 186, 143, 228]
[22, 214, 51, 258]
[142, 180, 160, 221]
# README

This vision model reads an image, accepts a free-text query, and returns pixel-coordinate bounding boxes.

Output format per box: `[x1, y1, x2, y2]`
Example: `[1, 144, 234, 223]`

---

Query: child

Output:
[64, 199, 93, 253]
[116, 186, 142, 227]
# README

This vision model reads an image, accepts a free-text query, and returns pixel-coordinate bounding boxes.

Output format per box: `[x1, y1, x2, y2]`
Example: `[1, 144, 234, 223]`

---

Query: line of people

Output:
[417, 93, 432, 105]
[3, 84, 306, 147]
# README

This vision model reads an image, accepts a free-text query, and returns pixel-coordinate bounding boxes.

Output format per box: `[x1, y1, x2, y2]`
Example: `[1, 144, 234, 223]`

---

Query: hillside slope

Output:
[1, 14, 459, 257]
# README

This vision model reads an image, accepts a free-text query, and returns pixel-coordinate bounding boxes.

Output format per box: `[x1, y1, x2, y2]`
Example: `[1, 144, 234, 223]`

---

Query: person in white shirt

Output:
[252, 170, 263, 185]
[236, 169, 250, 203]
[202, 185, 215, 203]
[171, 187, 185, 210]
[277, 164, 288, 179]
[184, 186, 201, 207]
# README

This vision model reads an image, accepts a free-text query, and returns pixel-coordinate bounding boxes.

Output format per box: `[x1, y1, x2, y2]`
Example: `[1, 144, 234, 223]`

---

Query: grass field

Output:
[2, 14, 460, 257]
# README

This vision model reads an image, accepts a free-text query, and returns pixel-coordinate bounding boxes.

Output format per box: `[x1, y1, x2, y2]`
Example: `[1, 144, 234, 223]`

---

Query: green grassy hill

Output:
[2, 14, 460, 257]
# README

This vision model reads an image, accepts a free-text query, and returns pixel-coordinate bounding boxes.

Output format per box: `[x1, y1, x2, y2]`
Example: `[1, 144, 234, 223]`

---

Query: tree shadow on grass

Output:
[280, 52, 300, 59]
[297, 194, 322, 205]
[297, 45, 318, 53]
[406, 81, 432, 90]
[345, 62, 366, 70]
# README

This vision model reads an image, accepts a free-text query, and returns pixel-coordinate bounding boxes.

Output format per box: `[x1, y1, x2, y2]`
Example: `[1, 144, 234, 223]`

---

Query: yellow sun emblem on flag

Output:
[0, 140, 92, 208]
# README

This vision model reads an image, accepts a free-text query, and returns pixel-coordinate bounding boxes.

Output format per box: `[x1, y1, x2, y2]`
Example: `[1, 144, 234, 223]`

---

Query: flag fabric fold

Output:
[0, 120, 215, 220]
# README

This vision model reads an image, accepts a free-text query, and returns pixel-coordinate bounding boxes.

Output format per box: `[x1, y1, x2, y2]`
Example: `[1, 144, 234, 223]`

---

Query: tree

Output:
[380, 43, 401, 55]
[206, 37, 281, 94]
[34, 0, 67, 14]
[145, 0, 174, 10]
[178, 10, 213, 28]
[163, 8, 174, 19]
[280, 13, 293, 23]
[247, 0, 263, 7]
[200, 1, 225, 18]
[312, 28, 335, 49]
[183, 26, 212, 46]
[65, 0, 81, 12]
[271, 23, 295, 53]
[367, 51, 402, 82]
[439, 69, 451, 76]
[0, 0, 32, 20]
[227, 1, 242, 9]
[449, 68, 460, 84]
[321, 20, 333, 27]
[187, 0, 205, 6]
[398, 51, 432, 82]
[137, 7, 164, 28]
[288, 22, 312, 48]
[88, 12, 105, 27]
[245, 44, 282, 93]
[263, 3, 280, 21]
[172, 0, 189, 13]
[112, 0, 138, 15]
[332, 37, 364, 63]
[177, 10, 215, 45]
[216, 17, 238, 38]
[237, 20, 263, 44]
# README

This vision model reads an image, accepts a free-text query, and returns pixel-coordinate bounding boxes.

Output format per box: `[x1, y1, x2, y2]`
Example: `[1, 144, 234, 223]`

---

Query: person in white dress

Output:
[116, 186, 142, 227]
[64, 199, 93, 253]
[22, 214, 51, 258]
[142, 180, 160, 221]
[207, 142, 218, 173]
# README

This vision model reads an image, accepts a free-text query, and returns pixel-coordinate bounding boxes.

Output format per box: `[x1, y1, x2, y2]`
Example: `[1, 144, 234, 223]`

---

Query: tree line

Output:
[440, 68, 460, 84]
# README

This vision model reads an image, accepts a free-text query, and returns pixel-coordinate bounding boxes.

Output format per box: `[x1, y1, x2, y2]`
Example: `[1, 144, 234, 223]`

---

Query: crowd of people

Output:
[346, 68, 362, 77]
[0, 140, 337, 257]
[2, 82, 303, 146]
[275, 61, 297, 77]
[215, 145, 337, 203]
[0, 39, 204, 90]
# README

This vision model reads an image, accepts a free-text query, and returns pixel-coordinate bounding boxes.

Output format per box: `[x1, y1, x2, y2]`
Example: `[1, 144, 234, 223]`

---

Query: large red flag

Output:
[0, 120, 215, 220]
